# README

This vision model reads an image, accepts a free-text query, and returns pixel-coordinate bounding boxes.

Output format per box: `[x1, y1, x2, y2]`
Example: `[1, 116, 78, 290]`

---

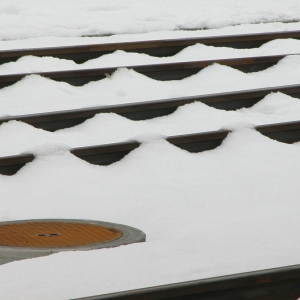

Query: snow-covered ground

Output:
[0, 1, 300, 300]
[0, 0, 300, 40]
[1, 21, 300, 51]
[1, 127, 300, 300]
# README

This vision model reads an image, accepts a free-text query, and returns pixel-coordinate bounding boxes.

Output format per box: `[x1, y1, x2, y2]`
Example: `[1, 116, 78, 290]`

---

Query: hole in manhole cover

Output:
[0, 219, 146, 264]
[36, 233, 60, 237]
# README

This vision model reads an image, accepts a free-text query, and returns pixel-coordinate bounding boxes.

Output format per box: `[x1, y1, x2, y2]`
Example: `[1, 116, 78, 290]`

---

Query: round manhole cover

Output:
[0, 219, 146, 264]
[0, 222, 123, 248]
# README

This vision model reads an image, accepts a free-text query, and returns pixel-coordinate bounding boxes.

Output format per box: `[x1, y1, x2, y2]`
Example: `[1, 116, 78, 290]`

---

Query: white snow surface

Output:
[1, 129, 300, 300]
[1, 21, 300, 51]
[0, 2, 300, 299]
[0, 0, 300, 41]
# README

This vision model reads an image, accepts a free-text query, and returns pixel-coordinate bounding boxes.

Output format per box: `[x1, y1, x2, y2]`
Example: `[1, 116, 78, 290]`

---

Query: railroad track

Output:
[1, 119, 300, 176]
[0, 30, 300, 64]
[74, 264, 300, 300]
[0, 53, 296, 88]
[2, 29, 300, 299]
[1, 83, 300, 131]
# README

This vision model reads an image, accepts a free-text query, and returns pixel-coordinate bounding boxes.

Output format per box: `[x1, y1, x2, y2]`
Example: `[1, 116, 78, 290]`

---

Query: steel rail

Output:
[0, 53, 297, 89]
[1, 84, 300, 131]
[73, 264, 300, 300]
[1, 119, 300, 175]
[0, 30, 300, 64]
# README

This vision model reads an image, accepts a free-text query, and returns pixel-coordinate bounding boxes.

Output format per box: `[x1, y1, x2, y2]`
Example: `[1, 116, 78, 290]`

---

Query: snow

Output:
[0, 0, 300, 41]
[0, 1, 300, 299]
[1, 21, 300, 51]
[0, 128, 300, 300]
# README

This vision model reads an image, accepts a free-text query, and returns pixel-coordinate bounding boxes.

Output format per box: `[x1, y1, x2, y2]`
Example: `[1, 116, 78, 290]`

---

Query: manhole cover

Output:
[0, 222, 122, 248]
[0, 219, 146, 264]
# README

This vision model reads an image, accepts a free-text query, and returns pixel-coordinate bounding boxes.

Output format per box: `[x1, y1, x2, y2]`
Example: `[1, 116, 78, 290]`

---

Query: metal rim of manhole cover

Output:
[0, 219, 146, 264]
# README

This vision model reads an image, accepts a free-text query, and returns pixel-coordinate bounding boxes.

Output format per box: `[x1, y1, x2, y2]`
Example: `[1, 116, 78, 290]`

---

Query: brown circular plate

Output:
[0, 222, 123, 248]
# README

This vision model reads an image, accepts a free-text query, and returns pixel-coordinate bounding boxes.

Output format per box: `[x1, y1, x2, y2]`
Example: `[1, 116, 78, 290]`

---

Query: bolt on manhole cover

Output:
[0, 219, 146, 264]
